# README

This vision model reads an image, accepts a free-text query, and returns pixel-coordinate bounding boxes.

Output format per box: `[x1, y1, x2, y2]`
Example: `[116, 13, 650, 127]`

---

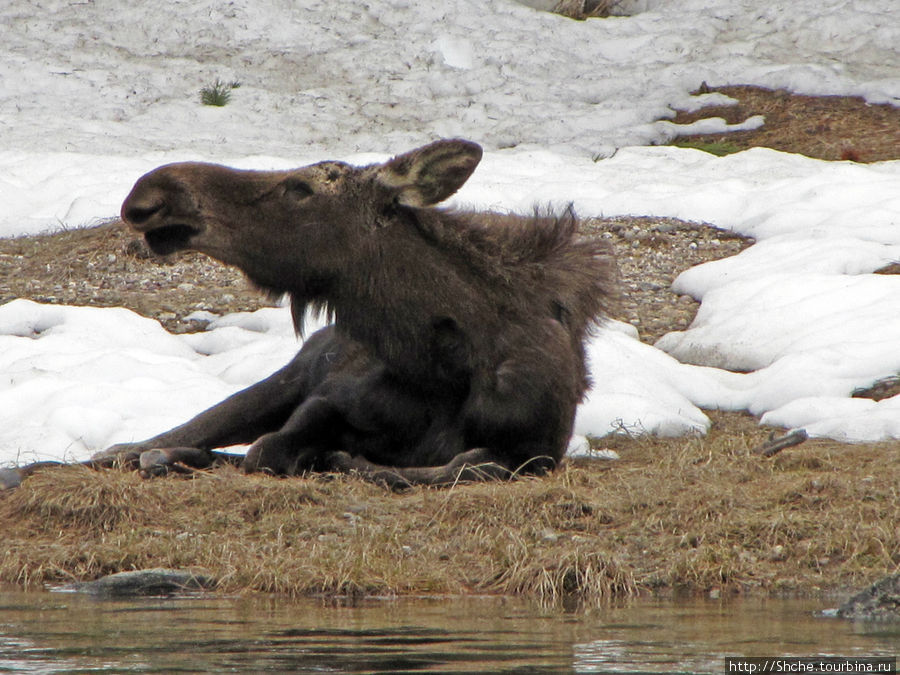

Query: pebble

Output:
[679, 534, 700, 549]
[738, 550, 758, 564]
[769, 545, 787, 561]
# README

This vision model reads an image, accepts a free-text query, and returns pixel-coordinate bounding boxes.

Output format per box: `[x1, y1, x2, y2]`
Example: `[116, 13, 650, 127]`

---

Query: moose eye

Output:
[283, 178, 313, 199]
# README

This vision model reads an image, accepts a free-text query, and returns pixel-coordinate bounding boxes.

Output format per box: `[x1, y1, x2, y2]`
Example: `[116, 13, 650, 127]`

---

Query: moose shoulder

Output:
[95, 139, 617, 487]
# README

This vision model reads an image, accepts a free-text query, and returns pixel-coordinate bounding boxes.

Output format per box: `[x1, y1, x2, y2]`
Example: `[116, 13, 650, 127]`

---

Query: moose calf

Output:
[6, 139, 616, 490]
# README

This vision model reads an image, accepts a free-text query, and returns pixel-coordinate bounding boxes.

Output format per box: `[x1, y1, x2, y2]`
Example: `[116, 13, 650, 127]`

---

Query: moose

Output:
[1, 139, 615, 490]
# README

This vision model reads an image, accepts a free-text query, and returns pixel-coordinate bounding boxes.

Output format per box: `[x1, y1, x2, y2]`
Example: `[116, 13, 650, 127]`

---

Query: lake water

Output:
[0, 590, 896, 673]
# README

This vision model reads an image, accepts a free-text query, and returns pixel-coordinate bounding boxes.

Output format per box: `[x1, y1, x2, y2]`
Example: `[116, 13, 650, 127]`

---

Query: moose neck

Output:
[296, 211, 502, 385]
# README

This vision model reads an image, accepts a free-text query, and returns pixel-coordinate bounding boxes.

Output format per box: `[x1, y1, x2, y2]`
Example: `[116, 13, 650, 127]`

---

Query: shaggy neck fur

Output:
[287, 205, 616, 389]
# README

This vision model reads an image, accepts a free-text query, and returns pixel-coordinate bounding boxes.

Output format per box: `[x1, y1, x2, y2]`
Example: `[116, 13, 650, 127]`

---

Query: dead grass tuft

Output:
[492, 548, 637, 605]
[5, 465, 150, 530]
[553, 0, 620, 20]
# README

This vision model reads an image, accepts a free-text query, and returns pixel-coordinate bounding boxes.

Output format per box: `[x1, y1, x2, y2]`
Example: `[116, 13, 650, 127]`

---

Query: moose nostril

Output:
[122, 202, 165, 226]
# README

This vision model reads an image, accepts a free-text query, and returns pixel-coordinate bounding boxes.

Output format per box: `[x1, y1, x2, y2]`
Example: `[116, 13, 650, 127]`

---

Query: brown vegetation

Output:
[669, 84, 900, 163]
[2, 411, 897, 603]
[553, 0, 620, 20]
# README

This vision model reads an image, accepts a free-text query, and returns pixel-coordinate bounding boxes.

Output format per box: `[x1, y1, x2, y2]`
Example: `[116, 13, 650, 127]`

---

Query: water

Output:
[0, 591, 896, 673]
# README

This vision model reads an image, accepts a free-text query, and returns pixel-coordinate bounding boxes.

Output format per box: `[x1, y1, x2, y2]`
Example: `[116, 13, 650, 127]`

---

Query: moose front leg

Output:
[91, 351, 315, 471]
[136, 447, 245, 477]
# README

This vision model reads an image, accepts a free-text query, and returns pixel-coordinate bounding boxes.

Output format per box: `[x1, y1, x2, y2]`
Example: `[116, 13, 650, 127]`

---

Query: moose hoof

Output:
[325, 451, 354, 473]
[139, 449, 176, 477]
[242, 435, 305, 475]
[138, 448, 212, 478]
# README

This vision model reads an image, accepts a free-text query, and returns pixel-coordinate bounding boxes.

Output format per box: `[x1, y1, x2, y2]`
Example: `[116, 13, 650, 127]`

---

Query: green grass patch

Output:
[200, 79, 237, 107]
[671, 140, 744, 156]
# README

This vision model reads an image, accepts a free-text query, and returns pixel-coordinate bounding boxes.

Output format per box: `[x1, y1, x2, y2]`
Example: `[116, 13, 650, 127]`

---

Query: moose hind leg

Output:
[137, 447, 229, 477]
[325, 448, 517, 489]
[242, 395, 344, 475]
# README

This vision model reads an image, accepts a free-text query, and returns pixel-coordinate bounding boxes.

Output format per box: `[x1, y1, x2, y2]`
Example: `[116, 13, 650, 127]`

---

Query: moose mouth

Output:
[143, 223, 201, 256]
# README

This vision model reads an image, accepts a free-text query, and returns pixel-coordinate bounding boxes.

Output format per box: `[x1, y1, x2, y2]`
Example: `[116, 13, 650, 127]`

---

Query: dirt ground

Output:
[1, 85, 898, 602]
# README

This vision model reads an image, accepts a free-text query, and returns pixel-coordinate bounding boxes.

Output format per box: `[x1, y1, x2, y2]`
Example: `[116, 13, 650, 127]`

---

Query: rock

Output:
[55, 568, 216, 597]
[768, 544, 787, 561]
[0, 468, 23, 491]
[832, 574, 900, 621]
[592, 449, 620, 461]
[540, 528, 559, 543]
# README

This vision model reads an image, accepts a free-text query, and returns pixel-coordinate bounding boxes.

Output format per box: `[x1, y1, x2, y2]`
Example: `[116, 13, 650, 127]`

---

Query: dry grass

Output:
[668, 85, 900, 163]
[2, 412, 897, 603]
[553, 0, 621, 20]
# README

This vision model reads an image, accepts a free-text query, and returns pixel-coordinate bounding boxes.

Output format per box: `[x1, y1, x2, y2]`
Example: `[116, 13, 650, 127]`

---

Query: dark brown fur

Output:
[21, 140, 615, 488]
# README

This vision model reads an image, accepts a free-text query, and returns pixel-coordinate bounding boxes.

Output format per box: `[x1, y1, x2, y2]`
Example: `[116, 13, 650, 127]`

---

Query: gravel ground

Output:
[588, 215, 750, 343]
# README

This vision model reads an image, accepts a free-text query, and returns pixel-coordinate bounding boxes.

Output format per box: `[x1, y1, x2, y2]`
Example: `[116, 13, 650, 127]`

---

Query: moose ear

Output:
[375, 139, 483, 207]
